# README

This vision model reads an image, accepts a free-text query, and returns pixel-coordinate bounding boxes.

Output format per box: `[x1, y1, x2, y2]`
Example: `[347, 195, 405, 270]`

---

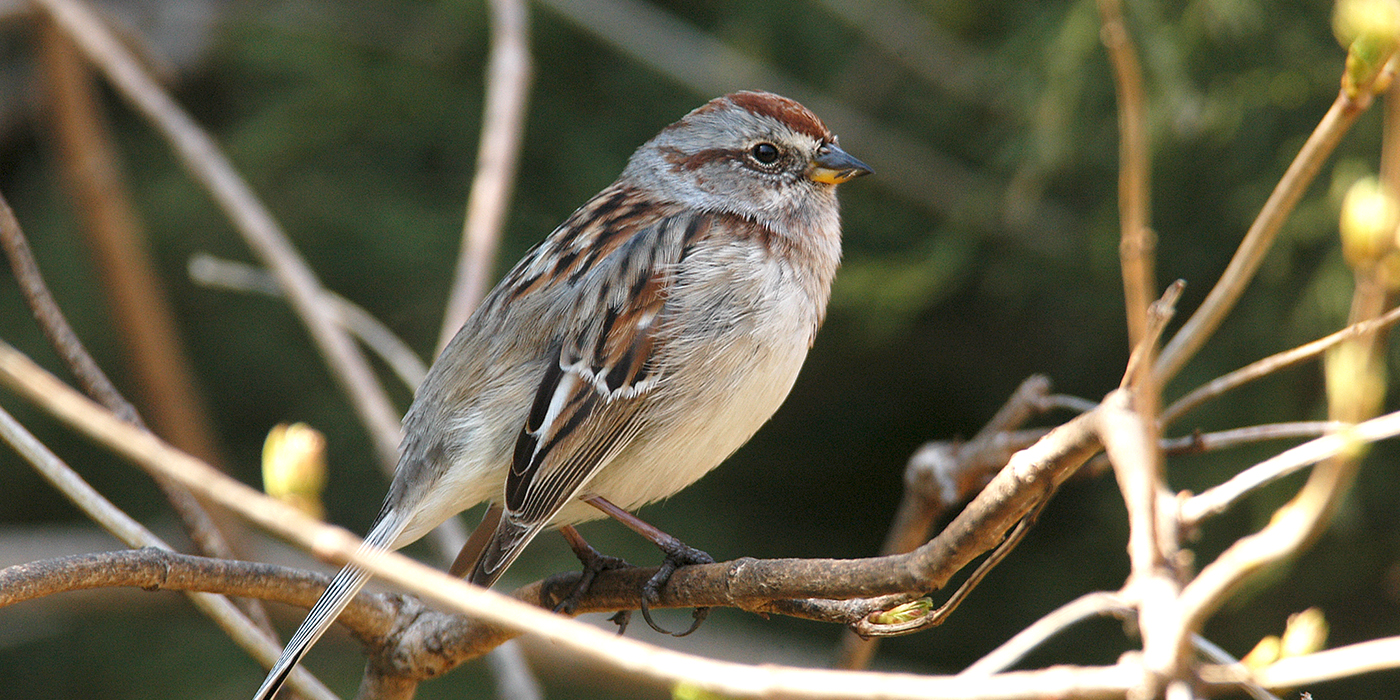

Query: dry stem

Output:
[436, 0, 533, 354]
[1097, 0, 1156, 348]
[31, 0, 405, 472]
[0, 338, 1114, 696]
[1162, 305, 1400, 425]
[0, 404, 337, 700]
[1155, 87, 1372, 383]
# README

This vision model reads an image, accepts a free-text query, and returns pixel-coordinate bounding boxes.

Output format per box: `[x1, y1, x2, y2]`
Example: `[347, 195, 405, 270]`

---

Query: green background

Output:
[1, 0, 1397, 697]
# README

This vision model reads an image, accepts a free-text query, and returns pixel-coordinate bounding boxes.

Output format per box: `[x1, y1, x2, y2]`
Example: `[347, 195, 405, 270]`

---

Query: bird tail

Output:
[465, 510, 547, 589]
[253, 510, 407, 700]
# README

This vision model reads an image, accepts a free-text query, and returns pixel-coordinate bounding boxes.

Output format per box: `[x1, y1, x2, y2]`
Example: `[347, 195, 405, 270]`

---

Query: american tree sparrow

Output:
[254, 91, 870, 699]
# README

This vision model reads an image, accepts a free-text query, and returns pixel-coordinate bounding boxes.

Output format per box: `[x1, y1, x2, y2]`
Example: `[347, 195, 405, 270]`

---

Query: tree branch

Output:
[0, 402, 338, 700]
[30, 0, 405, 473]
[1155, 86, 1374, 383]
[837, 375, 1056, 669]
[0, 337, 1119, 695]
[1161, 304, 1400, 426]
[0, 187, 259, 610]
[436, 0, 533, 354]
[1200, 635, 1400, 690]
[960, 591, 1134, 677]
[188, 254, 428, 390]
[37, 14, 224, 469]
[1097, 0, 1156, 348]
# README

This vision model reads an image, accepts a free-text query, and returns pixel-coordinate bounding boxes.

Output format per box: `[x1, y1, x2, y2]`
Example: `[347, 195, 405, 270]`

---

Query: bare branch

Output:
[188, 254, 428, 389]
[1162, 305, 1400, 426]
[838, 377, 1055, 668]
[0, 338, 1124, 696]
[33, 0, 473, 585]
[31, 0, 405, 472]
[853, 493, 1057, 640]
[1120, 281, 1183, 392]
[1155, 87, 1375, 383]
[0, 190, 245, 572]
[1099, 391, 1188, 697]
[1097, 0, 1155, 348]
[0, 402, 338, 700]
[1200, 635, 1400, 690]
[1180, 411, 1400, 527]
[1190, 636, 1281, 700]
[37, 16, 223, 467]
[436, 0, 533, 354]
[0, 196, 137, 426]
[484, 642, 544, 700]
[15, 28, 269, 630]
[1176, 446, 1365, 672]
[0, 549, 397, 637]
[886, 377, 1053, 558]
[960, 591, 1133, 677]
[1099, 392, 1165, 577]
[1043, 394, 1102, 415]
[1160, 421, 1346, 456]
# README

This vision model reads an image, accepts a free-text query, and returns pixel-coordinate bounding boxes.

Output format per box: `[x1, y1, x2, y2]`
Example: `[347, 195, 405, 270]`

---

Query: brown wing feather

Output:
[466, 208, 712, 587]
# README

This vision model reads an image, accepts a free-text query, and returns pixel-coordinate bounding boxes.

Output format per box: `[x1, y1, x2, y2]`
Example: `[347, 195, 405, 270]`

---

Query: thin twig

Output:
[0, 192, 245, 567]
[189, 254, 428, 389]
[1190, 635, 1281, 700]
[0, 197, 138, 426]
[32, 0, 405, 471]
[0, 549, 398, 635]
[960, 591, 1133, 676]
[1174, 221, 1386, 656]
[1175, 433, 1368, 675]
[38, 17, 224, 467]
[0, 405, 338, 700]
[1097, 0, 1156, 349]
[30, 25, 281, 639]
[1162, 305, 1400, 425]
[1200, 635, 1400, 690]
[0, 339, 1119, 696]
[852, 489, 1060, 639]
[1044, 394, 1102, 414]
[485, 642, 545, 700]
[1121, 280, 1183, 391]
[836, 376, 1053, 669]
[1160, 421, 1345, 456]
[1155, 88, 1374, 383]
[1182, 412, 1400, 527]
[436, 0, 533, 354]
[34, 0, 473, 582]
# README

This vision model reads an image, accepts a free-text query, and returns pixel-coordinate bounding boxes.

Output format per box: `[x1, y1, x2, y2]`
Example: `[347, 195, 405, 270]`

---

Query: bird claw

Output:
[608, 609, 632, 634]
[553, 545, 631, 615]
[638, 542, 714, 636]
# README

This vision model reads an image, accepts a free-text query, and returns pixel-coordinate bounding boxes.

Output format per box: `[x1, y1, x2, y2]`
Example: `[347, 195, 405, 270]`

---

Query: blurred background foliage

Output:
[0, 0, 1398, 697]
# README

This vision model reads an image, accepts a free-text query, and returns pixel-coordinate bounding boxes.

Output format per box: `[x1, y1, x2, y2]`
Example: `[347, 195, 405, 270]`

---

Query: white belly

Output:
[556, 256, 819, 524]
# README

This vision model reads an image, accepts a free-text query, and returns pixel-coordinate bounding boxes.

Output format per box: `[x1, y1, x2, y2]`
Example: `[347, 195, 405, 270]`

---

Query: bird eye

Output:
[749, 142, 780, 165]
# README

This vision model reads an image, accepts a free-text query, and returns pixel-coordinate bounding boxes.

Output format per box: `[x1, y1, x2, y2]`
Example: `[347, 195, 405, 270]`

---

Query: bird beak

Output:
[807, 143, 873, 184]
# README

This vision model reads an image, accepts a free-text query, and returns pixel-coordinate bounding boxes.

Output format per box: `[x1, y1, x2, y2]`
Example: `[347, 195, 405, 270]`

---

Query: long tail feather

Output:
[468, 514, 547, 589]
[253, 511, 406, 700]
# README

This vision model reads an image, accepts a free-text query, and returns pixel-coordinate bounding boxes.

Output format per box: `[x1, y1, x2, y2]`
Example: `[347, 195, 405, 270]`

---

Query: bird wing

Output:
[468, 207, 711, 586]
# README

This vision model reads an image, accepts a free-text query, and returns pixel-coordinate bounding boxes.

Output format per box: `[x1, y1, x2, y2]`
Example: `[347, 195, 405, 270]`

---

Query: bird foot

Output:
[639, 540, 715, 637]
[552, 539, 632, 616]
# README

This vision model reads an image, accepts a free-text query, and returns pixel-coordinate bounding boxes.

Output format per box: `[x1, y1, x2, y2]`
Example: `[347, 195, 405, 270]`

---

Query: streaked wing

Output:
[469, 200, 711, 585]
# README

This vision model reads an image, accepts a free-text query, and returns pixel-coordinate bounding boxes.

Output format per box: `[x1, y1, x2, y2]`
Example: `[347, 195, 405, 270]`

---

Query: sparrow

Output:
[254, 90, 870, 699]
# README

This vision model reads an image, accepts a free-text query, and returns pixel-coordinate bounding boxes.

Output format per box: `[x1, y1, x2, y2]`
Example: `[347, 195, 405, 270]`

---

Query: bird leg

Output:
[553, 525, 633, 618]
[583, 495, 714, 636]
